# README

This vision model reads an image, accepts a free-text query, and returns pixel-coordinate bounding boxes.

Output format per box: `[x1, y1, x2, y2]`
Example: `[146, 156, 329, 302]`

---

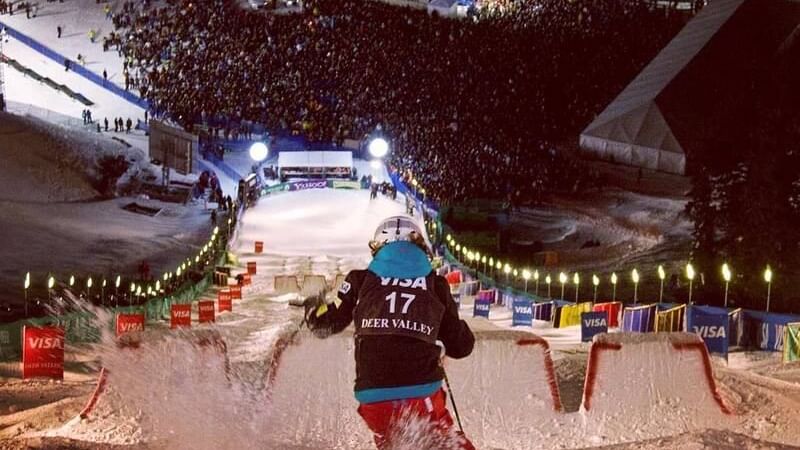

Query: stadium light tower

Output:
[368, 137, 389, 159]
[657, 265, 666, 304]
[592, 274, 600, 302]
[249, 142, 269, 162]
[686, 263, 696, 305]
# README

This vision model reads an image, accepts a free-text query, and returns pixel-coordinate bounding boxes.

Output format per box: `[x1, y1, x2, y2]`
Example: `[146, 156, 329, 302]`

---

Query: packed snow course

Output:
[2, 188, 799, 450]
[1, 2, 800, 448]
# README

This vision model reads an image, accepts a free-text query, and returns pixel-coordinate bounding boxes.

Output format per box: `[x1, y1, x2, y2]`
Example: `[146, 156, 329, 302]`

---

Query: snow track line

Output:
[581, 341, 622, 412]
[264, 326, 302, 398]
[517, 337, 563, 412]
[670, 341, 733, 415]
[79, 367, 108, 419]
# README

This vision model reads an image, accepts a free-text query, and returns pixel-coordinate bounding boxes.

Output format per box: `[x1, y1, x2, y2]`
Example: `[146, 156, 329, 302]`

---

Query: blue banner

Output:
[473, 299, 491, 318]
[581, 311, 608, 342]
[739, 310, 800, 352]
[621, 305, 657, 332]
[533, 302, 554, 321]
[688, 310, 729, 356]
[512, 299, 533, 327]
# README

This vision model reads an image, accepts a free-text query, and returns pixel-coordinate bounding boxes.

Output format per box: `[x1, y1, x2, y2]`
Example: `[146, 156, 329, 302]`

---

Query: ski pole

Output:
[442, 368, 464, 434]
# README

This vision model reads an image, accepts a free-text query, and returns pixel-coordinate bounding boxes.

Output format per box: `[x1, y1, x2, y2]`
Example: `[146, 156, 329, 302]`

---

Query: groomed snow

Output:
[0, 112, 212, 308]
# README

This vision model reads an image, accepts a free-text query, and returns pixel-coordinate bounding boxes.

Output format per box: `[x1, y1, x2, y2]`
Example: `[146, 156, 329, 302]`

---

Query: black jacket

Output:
[316, 269, 474, 392]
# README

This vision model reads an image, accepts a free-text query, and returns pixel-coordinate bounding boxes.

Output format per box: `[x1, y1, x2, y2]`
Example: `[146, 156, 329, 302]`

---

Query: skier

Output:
[305, 216, 476, 450]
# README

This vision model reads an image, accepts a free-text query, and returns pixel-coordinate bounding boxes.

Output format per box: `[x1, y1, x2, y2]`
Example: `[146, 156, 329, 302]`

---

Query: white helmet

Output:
[370, 215, 430, 255]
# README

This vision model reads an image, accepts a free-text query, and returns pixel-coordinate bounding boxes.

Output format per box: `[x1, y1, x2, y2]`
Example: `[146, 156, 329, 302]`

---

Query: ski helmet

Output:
[370, 215, 430, 255]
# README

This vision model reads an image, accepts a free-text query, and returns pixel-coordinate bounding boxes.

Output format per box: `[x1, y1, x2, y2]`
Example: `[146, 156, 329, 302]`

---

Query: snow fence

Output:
[265, 327, 562, 450]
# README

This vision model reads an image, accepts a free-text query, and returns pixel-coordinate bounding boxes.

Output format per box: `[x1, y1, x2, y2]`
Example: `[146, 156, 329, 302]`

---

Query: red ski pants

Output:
[357, 388, 476, 450]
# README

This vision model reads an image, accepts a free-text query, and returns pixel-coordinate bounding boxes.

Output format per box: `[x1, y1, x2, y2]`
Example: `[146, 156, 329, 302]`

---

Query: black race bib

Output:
[354, 272, 444, 344]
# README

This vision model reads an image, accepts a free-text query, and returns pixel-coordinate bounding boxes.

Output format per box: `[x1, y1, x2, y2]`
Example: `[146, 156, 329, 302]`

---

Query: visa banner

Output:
[170, 304, 192, 329]
[473, 299, 491, 318]
[22, 326, 65, 380]
[512, 298, 533, 327]
[689, 310, 729, 356]
[115, 313, 145, 337]
[198, 301, 216, 323]
[581, 311, 608, 342]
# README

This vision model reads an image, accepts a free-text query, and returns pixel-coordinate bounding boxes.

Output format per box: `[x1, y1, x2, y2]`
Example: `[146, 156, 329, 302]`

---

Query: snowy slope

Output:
[2, 35, 145, 130]
[1, 187, 800, 450]
[0, 112, 212, 309]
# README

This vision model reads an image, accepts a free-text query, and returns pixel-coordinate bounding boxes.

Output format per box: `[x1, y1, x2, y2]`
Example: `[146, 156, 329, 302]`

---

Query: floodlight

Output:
[368, 138, 389, 158]
[249, 142, 269, 162]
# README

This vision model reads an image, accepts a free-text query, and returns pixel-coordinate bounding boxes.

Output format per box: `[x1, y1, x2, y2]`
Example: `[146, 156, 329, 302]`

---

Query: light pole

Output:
[573, 272, 580, 303]
[523, 269, 531, 292]
[764, 266, 773, 312]
[686, 263, 695, 305]
[545, 274, 552, 298]
[115, 275, 121, 307]
[481, 256, 487, 274]
[534, 270, 540, 295]
[455, 244, 461, 262]
[47, 275, 55, 304]
[488, 257, 494, 277]
[129, 282, 136, 306]
[24, 272, 30, 317]
[610, 272, 618, 301]
[631, 269, 640, 305]
[559, 272, 567, 301]
[86, 277, 93, 302]
[503, 264, 511, 285]
[592, 274, 599, 302]
[657, 265, 666, 304]
[722, 263, 731, 308]
[495, 261, 502, 279]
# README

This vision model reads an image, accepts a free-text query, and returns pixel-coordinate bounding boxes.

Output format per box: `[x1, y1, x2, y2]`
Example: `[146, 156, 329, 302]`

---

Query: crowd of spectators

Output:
[113, 0, 684, 204]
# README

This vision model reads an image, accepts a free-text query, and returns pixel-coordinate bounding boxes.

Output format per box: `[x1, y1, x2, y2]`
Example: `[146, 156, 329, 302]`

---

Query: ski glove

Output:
[304, 300, 335, 338]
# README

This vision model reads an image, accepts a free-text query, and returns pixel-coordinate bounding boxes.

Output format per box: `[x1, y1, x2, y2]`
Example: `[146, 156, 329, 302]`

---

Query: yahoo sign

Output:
[289, 181, 328, 191]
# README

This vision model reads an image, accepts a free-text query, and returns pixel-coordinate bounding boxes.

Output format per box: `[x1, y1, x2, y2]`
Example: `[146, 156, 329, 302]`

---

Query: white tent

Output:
[278, 151, 352, 169]
[278, 151, 353, 178]
[579, 0, 745, 175]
